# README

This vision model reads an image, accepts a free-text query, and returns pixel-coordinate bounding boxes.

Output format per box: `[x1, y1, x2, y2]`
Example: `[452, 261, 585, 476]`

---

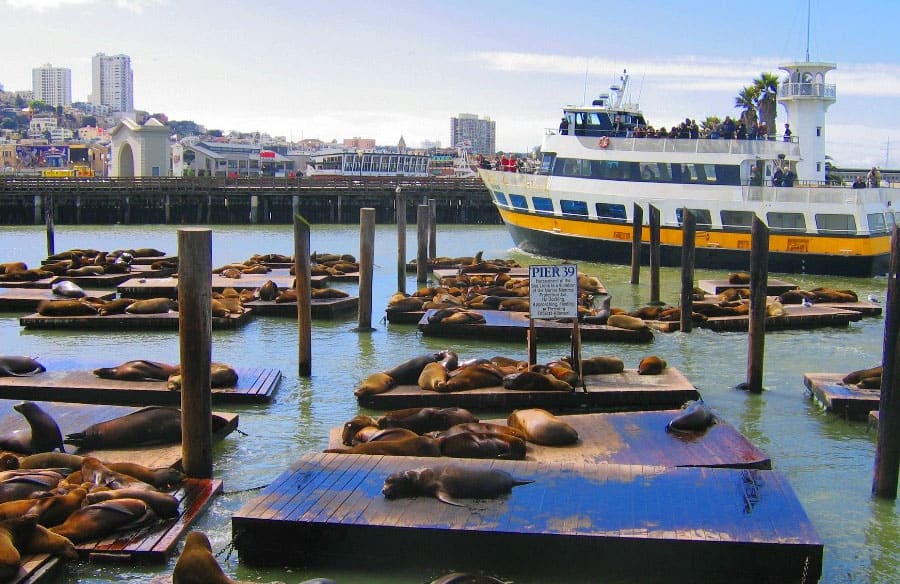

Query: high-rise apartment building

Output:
[90, 53, 134, 114]
[32, 63, 72, 108]
[450, 114, 496, 156]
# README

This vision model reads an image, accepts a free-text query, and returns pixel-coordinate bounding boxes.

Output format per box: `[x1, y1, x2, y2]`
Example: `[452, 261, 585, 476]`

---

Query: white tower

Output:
[776, 61, 836, 183]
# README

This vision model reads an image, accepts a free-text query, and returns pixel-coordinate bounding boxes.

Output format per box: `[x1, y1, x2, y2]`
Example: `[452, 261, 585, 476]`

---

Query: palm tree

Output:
[734, 86, 759, 128]
[753, 72, 780, 137]
[700, 116, 721, 133]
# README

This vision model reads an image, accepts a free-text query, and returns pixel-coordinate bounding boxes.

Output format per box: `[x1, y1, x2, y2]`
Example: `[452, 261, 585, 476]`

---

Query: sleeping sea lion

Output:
[432, 422, 527, 442]
[0, 472, 63, 503]
[382, 465, 533, 506]
[386, 297, 427, 312]
[37, 299, 98, 317]
[97, 297, 136, 316]
[93, 360, 179, 382]
[0, 356, 46, 377]
[353, 427, 419, 444]
[436, 432, 526, 460]
[341, 414, 381, 446]
[574, 355, 624, 375]
[50, 498, 156, 544]
[418, 362, 449, 391]
[638, 356, 667, 375]
[436, 363, 504, 392]
[378, 407, 478, 434]
[18, 452, 83, 471]
[502, 371, 573, 392]
[125, 297, 177, 314]
[607, 314, 649, 331]
[51, 280, 86, 298]
[383, 352, 446, 385]
[507, 408, 578, 446]
[22, 488, 86, 527]
[0, 402, 65, 455]
[728, 272, 751, 285]
[86, 488, 179, 518]
[80, 456, 155, 491]
[0, 517, 24, 578]
[311, 287, 350, 299]
[166, 362, 238, 391]
[12, 518, 78, 560]
[353, 372, 396, 397]
[843, 365, 883, 385]
[64, 406, 184, 448]
[323, 435, 441, 457]
[258, 280, 279, 301]
[666, 400, 717, 434]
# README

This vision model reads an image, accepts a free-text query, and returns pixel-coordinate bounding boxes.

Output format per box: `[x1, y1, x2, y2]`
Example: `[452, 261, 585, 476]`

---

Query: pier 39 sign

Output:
[529, 264, 578, 319]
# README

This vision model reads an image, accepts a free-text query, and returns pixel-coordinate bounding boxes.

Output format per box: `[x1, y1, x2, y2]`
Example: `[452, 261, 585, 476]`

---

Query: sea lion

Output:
[418, 362, 449, 392]
[93, 360, 179, 382]
[436, 363, 504, 392]
[166, 362, 239, 391]
[311, 287, 350, 299]
[97, 297, 137, 316]
[125, 297, 177, 314]
[666, 400, 717, 433]
[502, 371, 573, 392]
[210, 299, 231, 317]
[353, 427, 419, 444]
[275, 289, 298, 303]
[0, 454, 17, 471]
[173, 531, 242, 584]
[0, 517, 24, 579]
[0, 261, 27, 274]
[23, 487, 87, 527]
[104, 462, 184, 489]
[51, 280, 86, 298]
[574, 355, 624, 375]
[766, 301, 786, 317]
[440, 310, 486, 324]
[0, 402, 65, 455]
[386, 297, 427, 312]
[50, 498, 156, 544]
[80, 456, 155, 491]
[353, 372, 396, 397]
[728, 272, 751, 285]
[436, 432, 526, 460]
[18, 452, 83, 471]
[64, 406, 184, 448]
[432, 423, 527, 442]
[258, 280, 279, 301]
[430, 573, 507, 584]
[65, 266, 104, 276]
[379, 407, 479, 434]
[498, 298, 530, 312]
[0, 356, 46, 377]
[323, 435, 441, 457]
[11, 517, 78, 560]
[131, 248, 165, 258]
[383, 352, 446, 385]
[0, 472, 63, 503]
[341, 414, 381, 446]
[638, 356, 667, 375]
[582, 295, 611, 325]
[607, 314, 649, 331]
[382, 465, 533, 506]
[37, 299, 98, 317]
[843, 365, 883, 385]
[507, 409, 579, 446]
[86, 488, 179, 518]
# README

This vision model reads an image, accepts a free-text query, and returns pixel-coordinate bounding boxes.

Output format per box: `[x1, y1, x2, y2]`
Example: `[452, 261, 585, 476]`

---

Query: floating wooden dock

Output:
[698, 278, 798, 296]
[0, 277, 56, 289]
[699, 304, 861, 332]
[118, 272, 327, 299]
[808, 300, 882, 316]
[244, 297, 359, 317]
[7, 554, 61, 584]
[0, 288, 116, 311]
[357, 367, 698, 411]
[803, 373, 880, 420]
[385, 308, 425, 324]
[432, 267, 530, 280]
[232, 454, 822, 582]
[328, 410, 770, 469]
[55, 267, 175, 288]
[19, 309, 252, 330]
[0, 367, 281, 405]
[417, 309, 653, 343]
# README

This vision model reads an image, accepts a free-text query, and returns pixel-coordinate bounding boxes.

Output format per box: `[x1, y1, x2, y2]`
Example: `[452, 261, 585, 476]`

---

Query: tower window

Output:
[816, 162, 821, 172]
[816, 127, 821, 137]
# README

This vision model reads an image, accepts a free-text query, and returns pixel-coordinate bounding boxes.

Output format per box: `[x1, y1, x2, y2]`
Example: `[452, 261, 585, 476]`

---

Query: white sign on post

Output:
[529, 264, 579, 319]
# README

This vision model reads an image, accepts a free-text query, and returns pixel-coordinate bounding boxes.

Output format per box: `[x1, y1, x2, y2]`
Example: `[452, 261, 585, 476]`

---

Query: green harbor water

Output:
[2, 223, 898, 583]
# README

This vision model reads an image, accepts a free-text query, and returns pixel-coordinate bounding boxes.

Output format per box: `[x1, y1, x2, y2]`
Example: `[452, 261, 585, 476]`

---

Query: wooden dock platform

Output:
[7, 554, 61, 584]
[357, 367, 698, 411]
[699, 304, 861, 332]
[698, 278, 798, 296]
[0, 288, 116, 311]
[0, 277, 56, 289]
[244, 297, 358, 317]
[432, 267, 530, 280]
[0, 366, 281, 405]
[232, 454, 822, 582]
[328, 410, 770, 469]
[117, 271, 327, 299]
[803, 373, 880, 420]
[417, 309, 653, 343]
[19, 309, 252, 330]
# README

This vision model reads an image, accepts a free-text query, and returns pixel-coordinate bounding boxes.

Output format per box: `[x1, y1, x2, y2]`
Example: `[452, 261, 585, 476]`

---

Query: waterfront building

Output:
[172, 140, 296, 178]
[450, 113, 496, 156]
[90, 53, 134, 114]
[109, 117, 170, 177]
[32, 63, 72, 108]
[343, 137, 376, 150]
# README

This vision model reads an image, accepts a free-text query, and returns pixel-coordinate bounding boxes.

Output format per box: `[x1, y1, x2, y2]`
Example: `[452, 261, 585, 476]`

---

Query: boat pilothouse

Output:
[480, 62, 899, 276]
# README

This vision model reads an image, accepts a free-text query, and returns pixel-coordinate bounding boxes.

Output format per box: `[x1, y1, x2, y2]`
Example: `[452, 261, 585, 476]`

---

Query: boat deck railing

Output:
[545, 134, 801, 157]
[743, 184, 897, 205]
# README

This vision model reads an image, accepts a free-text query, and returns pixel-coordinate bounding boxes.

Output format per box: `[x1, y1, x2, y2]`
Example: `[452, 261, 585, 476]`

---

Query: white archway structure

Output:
[108, 117, 171, 177]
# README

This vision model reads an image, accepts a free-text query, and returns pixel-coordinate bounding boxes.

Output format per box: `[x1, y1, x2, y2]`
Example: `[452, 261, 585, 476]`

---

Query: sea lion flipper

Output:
[435, 490, 465, 507]
[510, 478, 534, 487]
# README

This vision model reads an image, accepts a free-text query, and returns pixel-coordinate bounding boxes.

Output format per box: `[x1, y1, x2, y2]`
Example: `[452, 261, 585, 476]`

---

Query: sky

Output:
[2, 0, 899, 168]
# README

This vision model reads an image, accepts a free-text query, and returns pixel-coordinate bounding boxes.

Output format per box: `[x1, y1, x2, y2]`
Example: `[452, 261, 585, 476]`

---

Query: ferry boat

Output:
[478, 62, 898, 276]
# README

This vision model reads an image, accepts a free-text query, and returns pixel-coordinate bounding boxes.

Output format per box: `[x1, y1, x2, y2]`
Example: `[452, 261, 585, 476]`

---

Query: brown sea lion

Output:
[341, 415, 381, 446]
[0, 472, 63, 503]
[378, 407, 479, 434]
[97, 297, 137, 316]
[436, 363, 504, 392]
[125, 297, 177, 314]
[23, 487, 87, 527]
[0, 356, 46, 377]
[86, 488, 179, 518]
[353, 372, 396, 397]
[843, 365, 883, 385]
[507, 408, 579, 446]
[498, 298, 530, 312]
[502, 371, 573, 392]
[64, 266, 104, 276]
[131, 248, 165, 258]
[0, 517, 24, 579]
[728, 272, 751, 285]
[433, 423, 527, 442]
[666, 400, 717, 434]
[353, 427, 419, 444]
[573, 355, 624, 375]
[607, 314, 649, 331]
[0, 261, 27, 274]
[638, 356, 668, 375]
[80, 456, 155, 491]
[64, 406, 183, 448]
[275, 289, 298, 303]
[436, 432, 526, 460]
[93, 360, 179, 382]
[383, 352, 447, 385]
[105, 462, 184, 489]
[418, 362, 449, 392]
[382, 465, 533, 506]
[386, 297, 427, 312]
[258, 280, 279, 301]
[166, 362, 238, 391]
[174, 530, 242, 584]
[11, 517, 78, 559]
[311, 287, 350, 299]
[323, 435, 441, 457]
[766, 301, 786, 317]
[37, 299, 98, 317]
[0, 402, 65, 455]
[18, 452, 83, 470]
[50, 498, 156, 544]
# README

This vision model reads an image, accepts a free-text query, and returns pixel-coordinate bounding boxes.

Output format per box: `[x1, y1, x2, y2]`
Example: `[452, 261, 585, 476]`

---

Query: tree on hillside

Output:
[753, 72, 780, 137]
[734, 86, 758, 127]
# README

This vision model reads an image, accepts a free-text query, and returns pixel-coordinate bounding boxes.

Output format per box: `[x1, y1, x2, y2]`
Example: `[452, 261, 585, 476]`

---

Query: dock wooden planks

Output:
[0, 289, 115, 311]
[417, 309, 653, 342]
[232, 453, 822, 582]
[19, 309, 252, 330]
[7, 554, 60, 584]
[699, 304, 861, 332]
[117, 271, 327, 299]
[328, 410, 771, 469]
[803, 373, 880, 420]
[698, 278, 798, 296]
[0, 277, 56, 289]
[0, 367, 281, 405]
[244, 297, 358, 317]
[357, 367, 698, 411]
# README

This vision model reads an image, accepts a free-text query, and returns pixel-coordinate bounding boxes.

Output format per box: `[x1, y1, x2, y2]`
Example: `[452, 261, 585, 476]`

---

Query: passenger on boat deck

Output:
[758, 121, 769, 140]
[783, 123, 792, 142]
[853, 176, 867, 189]
[748, 121, 759, 140]
[772, 165, 783, 187]
[867, 166, 881, 188]
[559, 117, 569, 135]
[781, 165, 796, 187]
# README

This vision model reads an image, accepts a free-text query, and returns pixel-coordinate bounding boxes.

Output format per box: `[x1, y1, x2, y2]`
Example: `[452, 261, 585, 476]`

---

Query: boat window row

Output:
[547, 155, 741, 186]
[491, 190, 894, 235]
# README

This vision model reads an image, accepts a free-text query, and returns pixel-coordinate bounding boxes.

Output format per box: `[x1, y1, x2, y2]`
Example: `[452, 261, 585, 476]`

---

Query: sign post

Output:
[529, 264, 583, 391]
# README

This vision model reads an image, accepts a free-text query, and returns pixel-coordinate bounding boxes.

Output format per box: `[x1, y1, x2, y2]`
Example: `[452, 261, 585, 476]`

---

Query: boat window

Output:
[714, 165, 741, 186]
[656, 163, 672, 181]
[493, 191, 508, 206]
[540, 153, 555, 175]
[532, 197, 554, 213]
[678, 164, 698, 184]
[720, 210, 755, 230]
[560, 199, 589, 216]
[595, 203, 627, 221]
[815, 214, 857, 234]
[639, 163, 659, 181]
[767, 212, 807, 232]
[509, 194, 528, 209]
[675, 208, 712, 228]
[867, 213, 888, 234]
[888, 212, 898, 228]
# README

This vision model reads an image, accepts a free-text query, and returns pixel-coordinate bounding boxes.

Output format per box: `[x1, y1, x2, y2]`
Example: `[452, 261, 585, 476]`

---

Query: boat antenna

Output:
[582, 59, 589, 105]
[805, 0, 811, 62]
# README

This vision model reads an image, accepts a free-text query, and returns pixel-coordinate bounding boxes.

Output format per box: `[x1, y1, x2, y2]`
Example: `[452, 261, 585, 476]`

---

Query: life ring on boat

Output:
[598, 136, 610, 149]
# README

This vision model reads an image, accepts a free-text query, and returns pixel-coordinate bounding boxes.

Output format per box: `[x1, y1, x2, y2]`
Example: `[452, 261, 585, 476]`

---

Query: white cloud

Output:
[4, 0, 161, 12]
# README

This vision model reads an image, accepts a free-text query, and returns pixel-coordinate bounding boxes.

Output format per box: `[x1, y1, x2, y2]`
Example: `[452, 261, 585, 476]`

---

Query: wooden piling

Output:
[416, 205, 429, 284]
[294, 215, 312, 376]
[45, 193, 55, 257]
[428, 198, 437, 261]
[873, 226, 900, 498]
[649, 205, 661, 305]
[630, 203, 643, 285]
[396, 187, 407, 294]
[680, 209, 696, 333]
[746, 217, 769, 394]
[357, 208, 375, 332]
[177, 228, 213, 479]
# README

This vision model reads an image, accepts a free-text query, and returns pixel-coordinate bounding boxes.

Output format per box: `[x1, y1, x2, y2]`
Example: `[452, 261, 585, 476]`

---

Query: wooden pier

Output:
[232, 454, 822, 582]
[54, 267, 173, 288]
[0, 366, 281, 405]
[357, 367, 698, 411]
[803, 373, 880, 420]
[118, 272, 327, 299]
[699, 304, 861, 332]
[7, 554, 61, 584]
[0, 288, 115, 311]
[244, 297, 358, 318]
[698, 278, 798, 296]
[0, 277, 56, 289]
[19, 309, 252, 330]
[329, 410, 771, 469]
[417, 309, 653, 342]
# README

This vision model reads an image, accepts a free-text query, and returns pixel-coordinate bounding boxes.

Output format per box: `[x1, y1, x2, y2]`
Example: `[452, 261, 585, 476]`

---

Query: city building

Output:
[90, 53, 134, 114]
[172, 140, 296, 178]
[450, 113, 496, 156]
[108, 117, 170, 177]
[343, 137, 376, 150]
[28, 117, 58, 138]
[32, 63, 72, 108]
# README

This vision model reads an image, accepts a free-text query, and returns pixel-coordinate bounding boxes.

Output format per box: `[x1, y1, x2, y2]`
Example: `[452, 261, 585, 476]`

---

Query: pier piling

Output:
[680, 209, 696, 333]
[631, 203, 643, 285]
[428, 198, 437, 261]
[746, 217, 770, 393]
[357, 208, 375, 332]
[396, 187, 407, 294]
[416, 205, 429, 284]
[873, 226, 900, 498]
[649, 205, 661, 305]
[294, 215, 312, 376]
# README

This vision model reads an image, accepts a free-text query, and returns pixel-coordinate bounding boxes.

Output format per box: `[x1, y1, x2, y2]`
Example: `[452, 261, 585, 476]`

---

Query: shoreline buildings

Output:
[90, 53, 134, 114]
[451, 113, 495, 156]
[32, 63, 71, 108]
